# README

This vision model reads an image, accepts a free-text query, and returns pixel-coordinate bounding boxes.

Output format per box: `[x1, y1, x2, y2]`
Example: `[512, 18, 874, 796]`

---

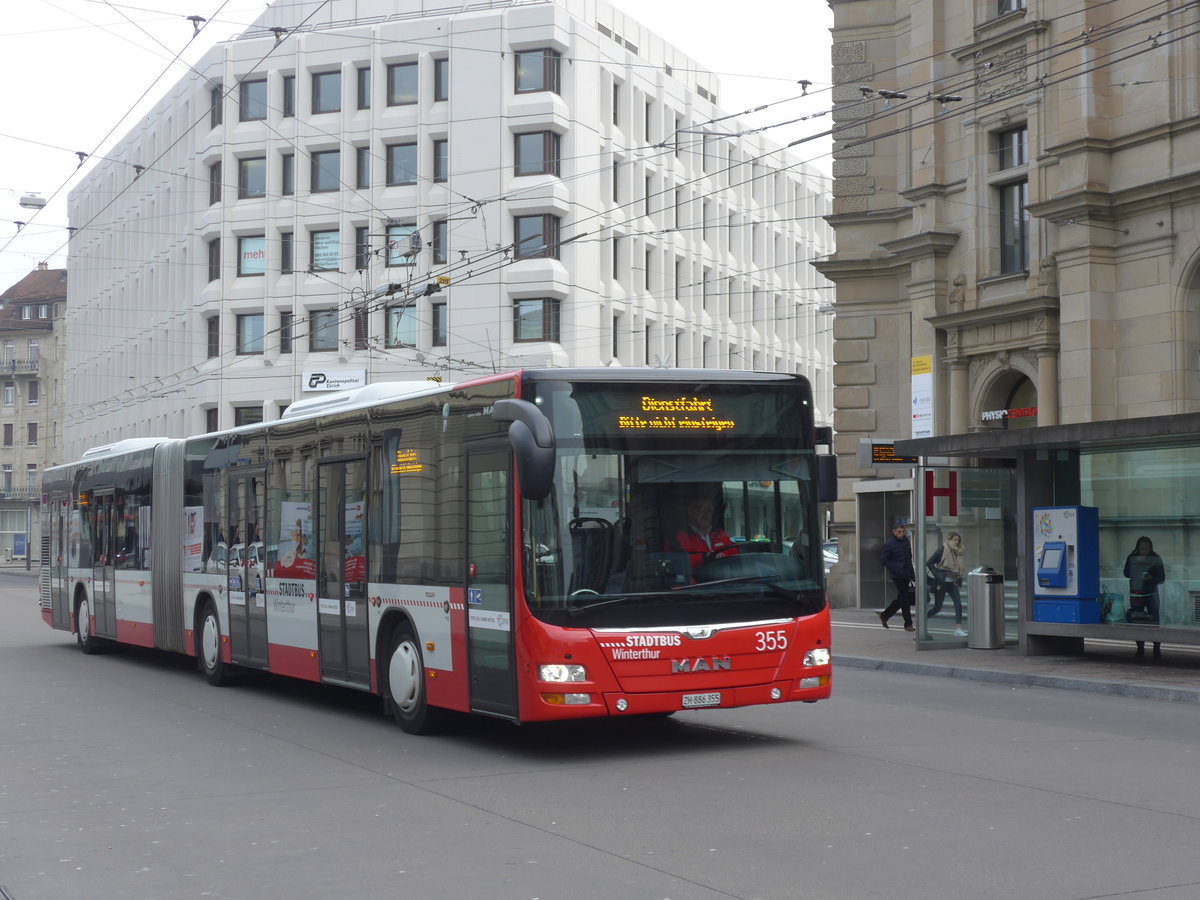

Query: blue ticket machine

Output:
[1032, 506, 1100, 622]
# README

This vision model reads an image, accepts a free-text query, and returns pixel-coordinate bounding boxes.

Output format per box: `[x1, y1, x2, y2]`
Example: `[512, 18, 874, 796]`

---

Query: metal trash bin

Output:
[967, 567, 1005, 649]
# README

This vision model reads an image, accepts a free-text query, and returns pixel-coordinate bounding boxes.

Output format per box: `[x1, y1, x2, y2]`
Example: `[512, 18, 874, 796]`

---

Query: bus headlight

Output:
[538, 664, 587, 683]
[803, 648, 831, 667]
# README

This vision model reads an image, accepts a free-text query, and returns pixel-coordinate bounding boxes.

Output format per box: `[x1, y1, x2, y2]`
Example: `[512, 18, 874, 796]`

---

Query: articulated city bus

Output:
[41, 368, 832, 733]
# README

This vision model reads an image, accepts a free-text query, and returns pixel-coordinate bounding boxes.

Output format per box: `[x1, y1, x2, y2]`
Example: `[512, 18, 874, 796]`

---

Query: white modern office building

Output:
[65, 0, 833, 458]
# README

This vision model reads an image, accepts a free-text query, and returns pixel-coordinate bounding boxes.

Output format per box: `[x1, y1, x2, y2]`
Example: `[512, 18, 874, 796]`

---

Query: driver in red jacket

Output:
[675, 496, 738, 571]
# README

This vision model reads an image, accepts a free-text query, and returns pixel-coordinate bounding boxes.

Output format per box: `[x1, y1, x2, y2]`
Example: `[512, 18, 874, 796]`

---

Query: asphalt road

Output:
[2, 573, 1198, 900]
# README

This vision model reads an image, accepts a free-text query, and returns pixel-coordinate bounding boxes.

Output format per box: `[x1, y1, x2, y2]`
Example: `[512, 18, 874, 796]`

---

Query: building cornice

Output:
[951, 17, 1050, 62]
[812, 254, 910, 281]
[824, 206, 912, 228]
[879, 229, 960, 260]
[928, 295, 1059, 331]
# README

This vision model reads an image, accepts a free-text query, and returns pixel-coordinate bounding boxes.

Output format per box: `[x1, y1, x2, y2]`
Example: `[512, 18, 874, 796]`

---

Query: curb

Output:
[836, 654, 1200, 704]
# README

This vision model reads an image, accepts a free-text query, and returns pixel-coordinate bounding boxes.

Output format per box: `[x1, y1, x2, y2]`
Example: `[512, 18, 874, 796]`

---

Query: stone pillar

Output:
[948, 358, 970, 434]
[1036, 348, 1059, 427]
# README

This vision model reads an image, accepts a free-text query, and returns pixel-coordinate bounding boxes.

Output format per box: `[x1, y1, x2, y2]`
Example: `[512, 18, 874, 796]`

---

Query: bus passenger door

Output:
[50, 499, 70, 629]
[91, 492, 117, 638]
[317, 459, 370, 688]
[228, 472, 269, 668]
[465, 444, 518, 719]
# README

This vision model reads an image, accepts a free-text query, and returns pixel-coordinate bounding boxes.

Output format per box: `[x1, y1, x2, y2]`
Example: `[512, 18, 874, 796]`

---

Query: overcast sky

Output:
[0, 0, 833, 289]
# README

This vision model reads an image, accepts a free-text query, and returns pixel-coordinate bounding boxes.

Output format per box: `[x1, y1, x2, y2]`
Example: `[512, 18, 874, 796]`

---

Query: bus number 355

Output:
[755, 630, 788, 651]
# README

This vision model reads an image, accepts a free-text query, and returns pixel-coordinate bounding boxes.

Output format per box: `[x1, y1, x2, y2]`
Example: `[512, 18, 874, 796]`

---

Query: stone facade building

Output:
[0, 265, 67, 562]
[819, 0, 1200, 610]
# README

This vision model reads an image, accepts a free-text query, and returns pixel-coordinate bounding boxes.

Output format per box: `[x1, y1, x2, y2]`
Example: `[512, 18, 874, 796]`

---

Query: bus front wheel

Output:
[197, 602, 229, 686]
[387, 627, 445, 735]
[76, 596, 97, 655]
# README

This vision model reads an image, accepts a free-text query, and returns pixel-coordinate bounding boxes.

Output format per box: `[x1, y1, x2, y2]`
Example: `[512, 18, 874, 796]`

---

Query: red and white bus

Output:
[41, 368, 832, 733]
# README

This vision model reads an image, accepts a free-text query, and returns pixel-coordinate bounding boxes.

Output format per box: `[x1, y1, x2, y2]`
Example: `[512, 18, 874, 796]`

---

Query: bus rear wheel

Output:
[197, 602, 229, 686]
[387, 627, 445, 735]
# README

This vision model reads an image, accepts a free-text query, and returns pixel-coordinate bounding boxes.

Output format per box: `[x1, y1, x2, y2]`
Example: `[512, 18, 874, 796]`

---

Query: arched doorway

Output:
[979, 372, 1038, 431]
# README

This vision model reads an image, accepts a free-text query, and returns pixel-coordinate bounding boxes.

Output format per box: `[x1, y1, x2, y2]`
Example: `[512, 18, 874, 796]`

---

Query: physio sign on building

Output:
[981, 405, 1038, 427]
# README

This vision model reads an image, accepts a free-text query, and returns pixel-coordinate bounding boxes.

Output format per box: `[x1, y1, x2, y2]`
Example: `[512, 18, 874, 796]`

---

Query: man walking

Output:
[879, 520, 916, 632]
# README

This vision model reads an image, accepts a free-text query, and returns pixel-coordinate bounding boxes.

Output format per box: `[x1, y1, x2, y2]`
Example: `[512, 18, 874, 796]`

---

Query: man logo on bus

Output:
[671, 657, 732, 673]
[308, 373, 328, 389]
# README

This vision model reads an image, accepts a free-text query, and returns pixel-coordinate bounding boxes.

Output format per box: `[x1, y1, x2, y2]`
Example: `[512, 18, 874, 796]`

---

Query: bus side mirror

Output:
[492, 399, 556, 501]
[816, 454, 838, 504]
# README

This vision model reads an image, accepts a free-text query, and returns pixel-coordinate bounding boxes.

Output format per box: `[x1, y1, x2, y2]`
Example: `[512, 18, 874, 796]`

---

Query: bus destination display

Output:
[617, 395, 736, 433]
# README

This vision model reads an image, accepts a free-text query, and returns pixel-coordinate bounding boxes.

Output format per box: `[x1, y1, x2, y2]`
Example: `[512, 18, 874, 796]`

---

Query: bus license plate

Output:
[682, 692, 721, 708]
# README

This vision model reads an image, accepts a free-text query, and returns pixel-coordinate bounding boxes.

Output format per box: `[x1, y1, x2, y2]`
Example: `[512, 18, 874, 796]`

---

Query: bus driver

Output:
[675, 494, 738, 570]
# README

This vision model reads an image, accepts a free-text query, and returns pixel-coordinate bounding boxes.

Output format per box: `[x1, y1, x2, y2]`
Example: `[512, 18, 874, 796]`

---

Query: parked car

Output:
[822, 538, 839, 574]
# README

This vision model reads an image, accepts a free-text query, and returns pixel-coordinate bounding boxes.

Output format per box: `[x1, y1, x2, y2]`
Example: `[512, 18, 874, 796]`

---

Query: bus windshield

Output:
[522, 378, 826, 629]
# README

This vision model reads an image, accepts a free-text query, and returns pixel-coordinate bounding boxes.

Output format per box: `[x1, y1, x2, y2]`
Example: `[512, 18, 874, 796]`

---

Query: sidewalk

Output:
[832, 607, 1200, 704]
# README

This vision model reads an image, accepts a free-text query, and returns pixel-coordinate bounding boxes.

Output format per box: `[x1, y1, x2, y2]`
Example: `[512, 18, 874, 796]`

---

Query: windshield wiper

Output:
[688, 575, 798, 601]
[565, 590, 677, 616]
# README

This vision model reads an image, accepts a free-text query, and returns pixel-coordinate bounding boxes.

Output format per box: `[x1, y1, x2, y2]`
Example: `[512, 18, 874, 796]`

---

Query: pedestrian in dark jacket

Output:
[879, 521, 916, 631]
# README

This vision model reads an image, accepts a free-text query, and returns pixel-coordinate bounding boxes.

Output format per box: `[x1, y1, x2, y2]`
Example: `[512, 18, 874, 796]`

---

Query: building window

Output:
[386, 143, 418, 185]
[434, 57, 449, 102]
[386, 223, 418, 267]
[2, 424, 11, 447]
[208, 162, 222, 204]
[2, 384, 12, 406]
[433, 139, 448, 182]
[237, 314, 265, 354]
[312, 71, 341, 114]
[209, 83, 223, 128]
[356, 146, 371, 189]
[239, 78, 267, 121]
[432, 303, 447, 346]
[997, 126, 1028, 170]
[387, 62, 418, 106]
[26, 423, 36, 448]
[432, 220, 448, 264]
[280, 231, 294, 274]
[234, 407, 263, 427]
[999, 181, 1029, 274]
[514, 214, 560, 259]
[514, 131, 561, 176]
[995, 126, 1029, 274]
[354, 306, 369, 350]
[280, 311, 294, 354]
[207, 239, 220, 282]
[355, 226, 371, 270]
[310, 230, 340, 271]
[515, 48, 561, 94]
[26, 464, 37, 492]
[998, 0, 1026, 13]
[311, 150, 340, 192]
[513, 298, 560, 342]
[282, 74, 295, 117]
[612, 81, 620, 126]
[385, 305, 417, 347]
[205, 408, 219, 433]
[356, 66, 371, 109]
[27, 340, 37, 362]
[237, 236, 267, 276]
[206, 317, 220, 358]
[281, 153, 295, 196]
[238, 157, 266, 198]
[27, 380, 38, 405]
[1, 465, 11, 493]
[309, 309, 339, 351]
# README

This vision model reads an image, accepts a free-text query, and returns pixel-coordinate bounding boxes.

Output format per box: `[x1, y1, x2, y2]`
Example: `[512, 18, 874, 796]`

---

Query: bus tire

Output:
[76, 595, 98, 655]
[197, 601, 229, 686]
[387, 626, 444, 735]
